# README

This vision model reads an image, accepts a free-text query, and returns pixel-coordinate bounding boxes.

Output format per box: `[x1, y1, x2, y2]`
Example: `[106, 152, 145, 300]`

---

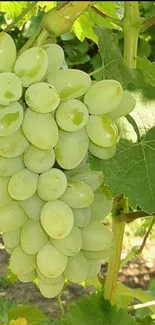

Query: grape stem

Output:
[126, 114, 141, 142]
[104, 2, 141, 305]
[3, 1, 39, 33]
[128, 300, 155, 311]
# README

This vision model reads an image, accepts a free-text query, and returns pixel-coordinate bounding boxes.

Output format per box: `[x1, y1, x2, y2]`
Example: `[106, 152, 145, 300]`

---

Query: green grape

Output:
[107, 90, 136, 120]
[86, 115, 118, 148]
[5, 246, 14, 254]
[22, 109, 58, 150]
[56, 99, 89, 132]
[14, 47, 48, 87]
[36, 266, 64, 284]
[0, 201, 27, 232]
[40, 200, 74, 239]
[86, 258, 101, 279]
[65, 163, 104, 191]
[25, 82, 60, 113]
[20, 193, 45, 221]
[38, 276, 64, 298]
[42, 43, 64, 75]
[3, 228, 21, 249]
[52, 225, 82, 256]
[0, 128, 30, 158]
[8, 168, 38, 201]
[0, 155, 24, 177]
[55, 128, 89, 170]
[21, 219, 49, 255]
[0, 73, 22, 106]
[91, 184, 113, 222]
[84, 79, 123, 115]
[48, 69, 91, 101]
[63, 251, 88, 283]
[24, 145, 55, 174]
[10, 246, 36, 276]
[83, 247, 113, 260]
[0, 102, 24, 137]
[0, 32, 17, 73]
[89, 140, 116, 160]
[0, 177, 12, 207]
[37, 168, 67, 201]
[81, 221, 113, 251]
[37, 242, 68, 278]
[61, 180, 94, 209]
[72, 207, 91, 228]
[18, 270, 37, 283]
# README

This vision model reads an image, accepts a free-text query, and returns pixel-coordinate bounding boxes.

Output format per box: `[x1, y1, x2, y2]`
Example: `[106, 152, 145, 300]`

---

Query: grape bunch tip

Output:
[0, 31, 136, 299]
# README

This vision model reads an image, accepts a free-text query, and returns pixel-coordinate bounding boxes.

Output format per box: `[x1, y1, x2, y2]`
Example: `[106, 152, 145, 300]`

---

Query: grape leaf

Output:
[137, 317, 155, 325]
[60, 291, 136, 325]
[137, 56, 155, 87]
[8, 306, 48, 324]
[94, 2, 121, 19]
[94, 26, 145, 90]
[91, 127, 155, 214]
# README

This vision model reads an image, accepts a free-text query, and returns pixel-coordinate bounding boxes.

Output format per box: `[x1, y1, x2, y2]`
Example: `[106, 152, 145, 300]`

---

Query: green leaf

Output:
[73, 12, 98, 43]
[94, 2, 121, 19]
[94, 26, 145, 90]
[60, 291, 136, 325]
[137, 317, 155, 325]
[91, 126, 155, 214]
[8, 305, 48, 324]
[137, 57, 155, 87]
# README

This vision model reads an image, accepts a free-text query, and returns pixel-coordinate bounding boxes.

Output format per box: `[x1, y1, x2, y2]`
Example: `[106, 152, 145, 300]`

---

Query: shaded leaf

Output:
[8, 306, 48, 325]
[91, 127, 155, 214]
[137, 57, 155, 87]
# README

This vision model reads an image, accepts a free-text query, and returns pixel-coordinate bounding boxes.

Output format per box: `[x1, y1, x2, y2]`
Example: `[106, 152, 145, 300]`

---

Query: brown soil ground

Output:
[0, 235, 155, 319]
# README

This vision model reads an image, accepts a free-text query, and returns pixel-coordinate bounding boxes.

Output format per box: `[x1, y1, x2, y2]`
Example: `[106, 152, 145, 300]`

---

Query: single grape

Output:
[0, 32, 16, 73]
[56, 99, 89, 132]
[8, 168, 38, 200]
[83, 247, 113, 260]
[89, 140, 116, 160]
[0, 73, 22, 106]
[40, 200, 74, 239]
[21, 219, 48, 255]
[52, 225, 82, 256]
[61, 180, 94, 209]
[48, 69, 91, 101]
[86, 115, 118, 148]
[14, 47, 48, 87]
[20, 193, 45, 221]
[18, 270, 37, 283]
[65, 163, 104, 191]
[38, 277, 64, 298]
[3, 228, 21, 249]
[55, 128, 89, 170]
[37, 168, 67, 201]
[84, 79, 123, 115]
[72, 207, 91, 228]
[86, 258, 101, 279]
[25, 82, 60, 113]
[37, 242, 68, 278]
[22, 109, 58, 150]
[42, 43, 64, 75]
[0, 128, 29, 158]
[0, 177, 12, 207]
[63, 251, 88, 283]
[91, 184, 113, 222]
[0, 201, 27, 232]
[0, 102, 23, 137]
[81, 221, 113, 251]
[24, 145, 55, 174]
[10, 246, 36, 276]
[0, 155, 24, 177]
[107, 90, 136, 120]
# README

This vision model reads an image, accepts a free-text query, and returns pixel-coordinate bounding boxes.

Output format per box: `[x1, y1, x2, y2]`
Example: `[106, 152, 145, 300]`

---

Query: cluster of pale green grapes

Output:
[0, 32, 136, 299]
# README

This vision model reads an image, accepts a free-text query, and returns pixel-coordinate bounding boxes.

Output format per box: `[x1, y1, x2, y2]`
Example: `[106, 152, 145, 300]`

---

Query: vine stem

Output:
[3, 1, 39, 33]
[128, 300, 155, 311]
[104, 2, 142, 305]
[123, 2, 141, 68]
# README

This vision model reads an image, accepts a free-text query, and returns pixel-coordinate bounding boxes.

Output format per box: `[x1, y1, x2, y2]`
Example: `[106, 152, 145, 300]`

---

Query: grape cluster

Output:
[0, 32, 136, 298]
